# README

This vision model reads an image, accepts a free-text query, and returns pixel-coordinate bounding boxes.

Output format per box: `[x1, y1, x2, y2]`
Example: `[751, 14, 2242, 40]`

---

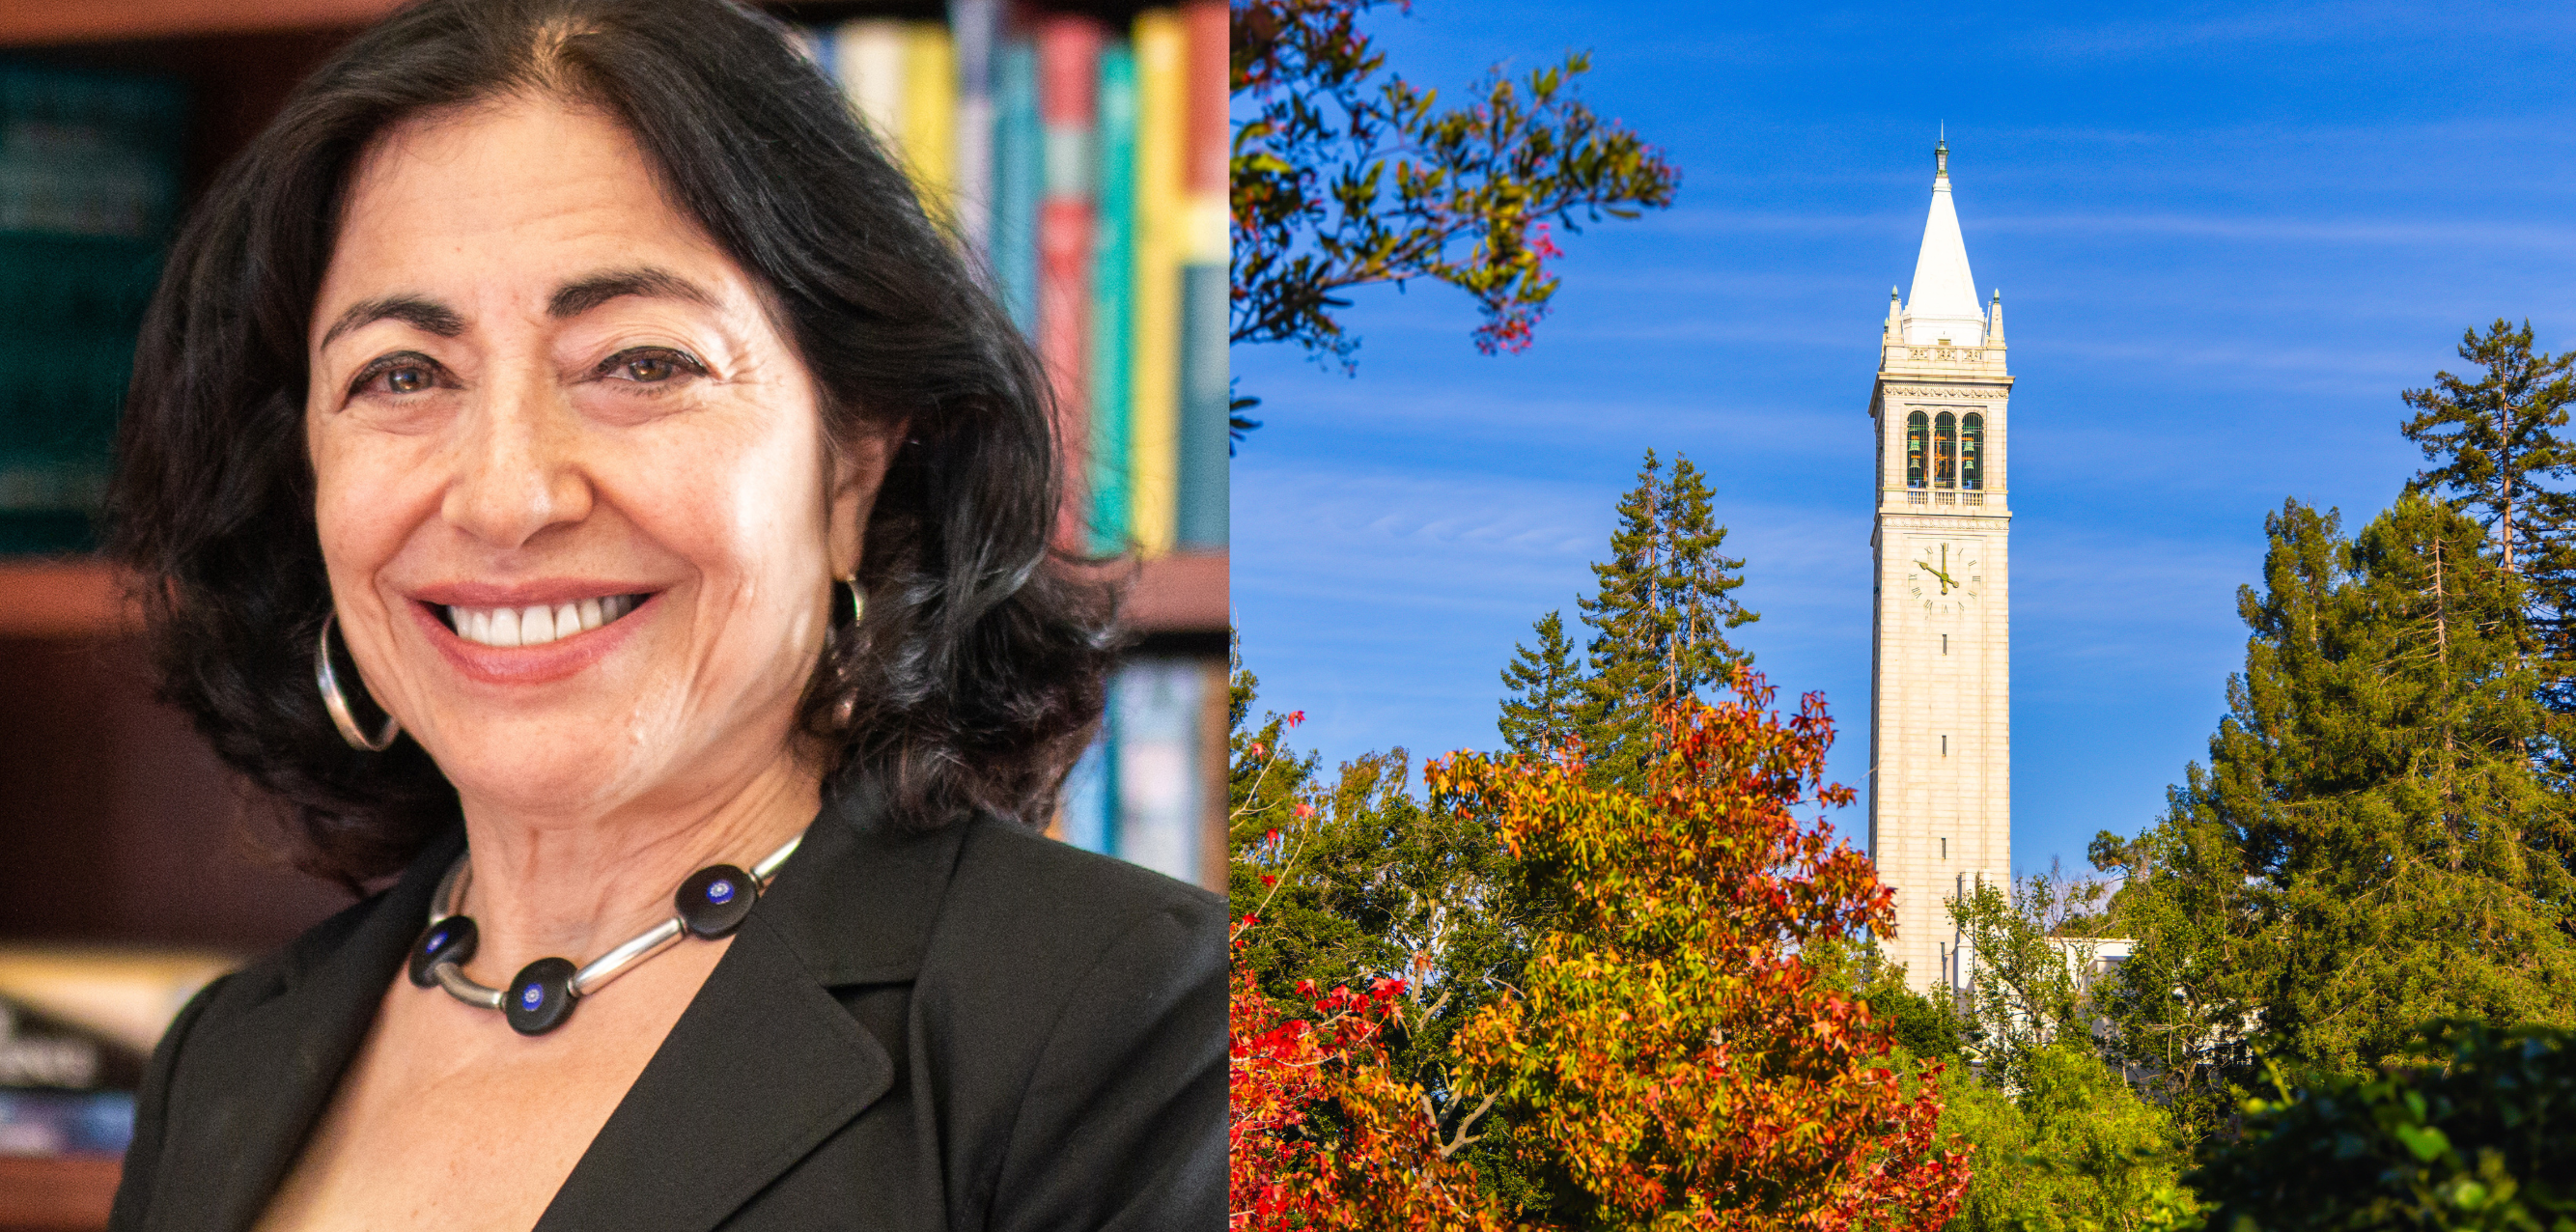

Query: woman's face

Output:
[306, 94, 884, 824]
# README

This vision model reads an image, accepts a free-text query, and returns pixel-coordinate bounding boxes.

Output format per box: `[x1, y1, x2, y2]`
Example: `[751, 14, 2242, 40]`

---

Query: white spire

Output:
[1985, 288, 2004, 347]
[1901, 138, 1982, 346]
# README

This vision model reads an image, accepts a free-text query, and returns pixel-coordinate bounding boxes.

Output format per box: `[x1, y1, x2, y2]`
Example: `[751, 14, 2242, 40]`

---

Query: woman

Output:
[99, 0, 1223, 1227]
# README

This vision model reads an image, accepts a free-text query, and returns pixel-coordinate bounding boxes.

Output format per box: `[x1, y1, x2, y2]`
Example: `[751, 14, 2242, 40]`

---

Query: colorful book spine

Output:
[1175, 1, 1229, 551]
[992, 37, 1042, 335]
[1038, 16, 1101, 550]
[832, 19, 906, 155]
[1129, 10, 1185, 558]
[1112, 659, 1204, 884]
[1088, 43, 1137, 557]
[947, 0, 999, 259]
[900, 22, 956, 224]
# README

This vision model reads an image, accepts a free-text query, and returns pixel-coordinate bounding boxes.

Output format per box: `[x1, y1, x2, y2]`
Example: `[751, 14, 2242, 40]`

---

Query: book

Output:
[1088, 43, 1138, 556]
[947, 0, 1000, 259]
[1129, 10, 1185, 558]
[0, 64, 185, 556]
[832, 19, 906, 157]
[1112, 658, 1204, 884]
[1174, 1, 1229, 551]
[1057, 720, 1115, 855]
[992, 36, 1042, 335]
[900, 22, 956, 223]
[1038, 16, 1101, 550]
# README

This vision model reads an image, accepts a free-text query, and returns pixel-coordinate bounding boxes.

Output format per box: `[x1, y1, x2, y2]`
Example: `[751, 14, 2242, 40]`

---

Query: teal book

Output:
[1087, 44, 1136, 556]
[992, 40, 1041, 335]
[1175, 263, 1227, 548]
[1058, 723, 1115, 855]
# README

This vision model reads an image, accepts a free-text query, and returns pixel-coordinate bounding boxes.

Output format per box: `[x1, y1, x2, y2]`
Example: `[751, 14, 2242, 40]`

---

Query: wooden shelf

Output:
[0, 554, 1224, 639]
[0, 0, 396, 46]
[0, 1154, 118, 1232]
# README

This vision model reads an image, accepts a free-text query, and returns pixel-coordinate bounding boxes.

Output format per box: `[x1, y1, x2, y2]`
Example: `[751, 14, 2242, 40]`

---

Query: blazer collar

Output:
[534, 784, 971, 1230]
[160, 825, 462, 1232]
[155, 788, 968, 1232]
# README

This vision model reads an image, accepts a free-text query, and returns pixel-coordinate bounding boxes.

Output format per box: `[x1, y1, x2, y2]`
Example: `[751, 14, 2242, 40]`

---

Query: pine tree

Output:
[1498, 610, 1586, 760]
[2400, 320, 2575, 574]
[1574, 451, 1757, 787]
[2100, 495, 2576, 1134]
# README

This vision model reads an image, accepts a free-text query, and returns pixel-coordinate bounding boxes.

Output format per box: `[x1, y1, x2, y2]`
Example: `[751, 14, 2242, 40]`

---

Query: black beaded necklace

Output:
[406, 833, 803, 1035]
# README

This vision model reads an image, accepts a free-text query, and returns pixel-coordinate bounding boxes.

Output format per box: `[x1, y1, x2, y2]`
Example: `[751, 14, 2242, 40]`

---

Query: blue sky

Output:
[1228, 1, 2576, 878]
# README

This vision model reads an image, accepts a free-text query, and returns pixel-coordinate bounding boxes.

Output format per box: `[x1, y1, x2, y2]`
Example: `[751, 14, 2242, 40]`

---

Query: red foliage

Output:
[1228, 916, 1515, 1231]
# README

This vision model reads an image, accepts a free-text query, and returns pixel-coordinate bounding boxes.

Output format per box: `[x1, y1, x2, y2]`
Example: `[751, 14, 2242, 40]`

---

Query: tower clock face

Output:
[1904, 540, 1982, 618]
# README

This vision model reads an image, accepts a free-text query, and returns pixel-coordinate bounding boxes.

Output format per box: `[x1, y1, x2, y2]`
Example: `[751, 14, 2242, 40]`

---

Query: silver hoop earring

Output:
[840, 575, 866, 626]
[317, 613, 401, 751]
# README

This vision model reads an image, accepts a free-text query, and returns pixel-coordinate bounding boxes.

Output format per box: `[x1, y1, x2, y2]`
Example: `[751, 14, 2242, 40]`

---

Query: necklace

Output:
[405, 832, 804, 1035]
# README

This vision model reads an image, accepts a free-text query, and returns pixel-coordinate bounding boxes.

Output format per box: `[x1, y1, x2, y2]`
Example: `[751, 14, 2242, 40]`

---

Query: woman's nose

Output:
[439, 365, 594, 549]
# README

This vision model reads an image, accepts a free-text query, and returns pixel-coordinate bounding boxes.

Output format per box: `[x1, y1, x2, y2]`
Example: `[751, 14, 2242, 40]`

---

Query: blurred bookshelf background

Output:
[0, 2, 1226, 1224]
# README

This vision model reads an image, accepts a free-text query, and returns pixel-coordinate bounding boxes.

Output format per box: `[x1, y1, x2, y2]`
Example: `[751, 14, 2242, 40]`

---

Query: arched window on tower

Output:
[1905, 411, 1927, 488]
[1934, 411, 1958, 488]
[1961, 412, 1984, 490]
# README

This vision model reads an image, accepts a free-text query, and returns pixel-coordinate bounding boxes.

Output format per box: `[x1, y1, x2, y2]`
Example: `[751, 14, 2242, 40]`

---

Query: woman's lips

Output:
[408, 590, 662, 686]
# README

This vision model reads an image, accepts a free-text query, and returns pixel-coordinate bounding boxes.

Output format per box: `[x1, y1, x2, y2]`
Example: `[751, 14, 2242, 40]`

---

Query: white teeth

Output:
[447, 596, 641, 648]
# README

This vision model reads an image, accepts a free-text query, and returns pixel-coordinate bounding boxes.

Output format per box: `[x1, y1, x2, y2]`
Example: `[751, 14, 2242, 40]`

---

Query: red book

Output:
[1037, 15, 1101, 548]
[1181, 2, 1226, 203]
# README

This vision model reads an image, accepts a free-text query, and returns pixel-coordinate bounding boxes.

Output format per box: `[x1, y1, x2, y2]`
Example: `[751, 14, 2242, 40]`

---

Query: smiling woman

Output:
[98, 1, 1222, 1229]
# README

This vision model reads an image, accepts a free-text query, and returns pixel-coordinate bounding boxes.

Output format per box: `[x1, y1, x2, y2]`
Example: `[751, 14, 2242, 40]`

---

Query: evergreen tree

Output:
[2099, 495, 2576, 1135]
[1574, 451, 1757, 787]
[1498, 609, 1586, 760]
[2399, 319, 2575, 574]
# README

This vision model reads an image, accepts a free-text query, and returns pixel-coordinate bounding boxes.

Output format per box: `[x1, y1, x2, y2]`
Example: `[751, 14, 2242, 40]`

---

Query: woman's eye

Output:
[603, 349, 702, 385]
[351, 356, 441, 399]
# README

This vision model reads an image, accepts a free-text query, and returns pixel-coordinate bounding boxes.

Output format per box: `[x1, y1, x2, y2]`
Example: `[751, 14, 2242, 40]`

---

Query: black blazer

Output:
[106, 787, 1227, 1231]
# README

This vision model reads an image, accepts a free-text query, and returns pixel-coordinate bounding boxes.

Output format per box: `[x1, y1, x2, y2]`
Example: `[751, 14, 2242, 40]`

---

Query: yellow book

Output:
[1130, 10, 1184, 558]
[834, 18, 906, 154]
[901, 22, 956, 224]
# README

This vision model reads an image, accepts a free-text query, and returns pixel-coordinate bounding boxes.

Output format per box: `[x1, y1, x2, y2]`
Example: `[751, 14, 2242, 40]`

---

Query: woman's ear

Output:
[826, 419, 906, 578]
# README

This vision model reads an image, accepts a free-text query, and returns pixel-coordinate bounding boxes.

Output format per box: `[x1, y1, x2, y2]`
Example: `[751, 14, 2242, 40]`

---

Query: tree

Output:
[1945, 875, 2110, 1088]
[1936, 1044, 2196, 1232]
[1498, 609, 1585, 760]
[1227, 660, 1558, 1214]
[2400, 319, 2575, 574]
[2097, 494, 2576, 1136]
[1230, 0, 1680, 378]
[1577, 450, 1757, 788]
[1438, 682, 1971, 1230]
[2189, 1022, 2576, 1231]
[1228, 917, 1514, 1231]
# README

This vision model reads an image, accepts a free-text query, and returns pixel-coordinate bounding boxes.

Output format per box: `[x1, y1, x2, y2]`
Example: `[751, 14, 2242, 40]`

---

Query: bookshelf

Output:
[0, 5, 1228, 1224]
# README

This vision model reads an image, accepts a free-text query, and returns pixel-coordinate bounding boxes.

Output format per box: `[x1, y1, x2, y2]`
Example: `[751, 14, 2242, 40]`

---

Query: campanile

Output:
[1867, 140, 2012, 994]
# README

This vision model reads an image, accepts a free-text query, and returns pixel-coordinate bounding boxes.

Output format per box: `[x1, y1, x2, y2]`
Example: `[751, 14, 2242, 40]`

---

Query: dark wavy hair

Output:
[106, 0, 1115, 886]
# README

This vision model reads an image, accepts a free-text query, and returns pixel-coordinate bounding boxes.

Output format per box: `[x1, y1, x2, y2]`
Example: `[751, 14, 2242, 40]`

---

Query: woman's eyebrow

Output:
[319, 294, 465, 348]
[548, 266, 717, 319]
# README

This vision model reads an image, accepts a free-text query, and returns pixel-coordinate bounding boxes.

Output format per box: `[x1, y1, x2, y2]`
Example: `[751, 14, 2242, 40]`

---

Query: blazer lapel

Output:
[148, 827, 461, 1232]
[535, 788, 967, 1232]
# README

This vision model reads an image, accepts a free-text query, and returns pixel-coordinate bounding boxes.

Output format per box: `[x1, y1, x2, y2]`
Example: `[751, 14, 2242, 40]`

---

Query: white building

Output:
[1866, 140, 2016, 994]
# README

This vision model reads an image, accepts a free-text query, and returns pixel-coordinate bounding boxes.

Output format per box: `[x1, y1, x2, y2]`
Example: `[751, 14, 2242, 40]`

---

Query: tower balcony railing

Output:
[1889, 488, 1996, 509]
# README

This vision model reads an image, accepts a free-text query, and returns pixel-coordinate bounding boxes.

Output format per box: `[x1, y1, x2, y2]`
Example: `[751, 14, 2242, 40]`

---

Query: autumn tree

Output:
[2095, 494, 2576, 1135]
[1229, 917, 1513, 1231]
[1439, 681, 1970, 1230]
[1229, 0, 1681, 430]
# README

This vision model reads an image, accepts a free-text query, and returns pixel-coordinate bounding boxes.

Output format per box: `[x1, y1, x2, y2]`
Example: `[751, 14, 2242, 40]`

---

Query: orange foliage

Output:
[1436, 677, 1971, 1230]
[1228, 916, 1517, 1231]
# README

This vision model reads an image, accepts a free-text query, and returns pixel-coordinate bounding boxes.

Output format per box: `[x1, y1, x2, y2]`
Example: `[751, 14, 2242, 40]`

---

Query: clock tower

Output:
[1868, 140, 2012, 994]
